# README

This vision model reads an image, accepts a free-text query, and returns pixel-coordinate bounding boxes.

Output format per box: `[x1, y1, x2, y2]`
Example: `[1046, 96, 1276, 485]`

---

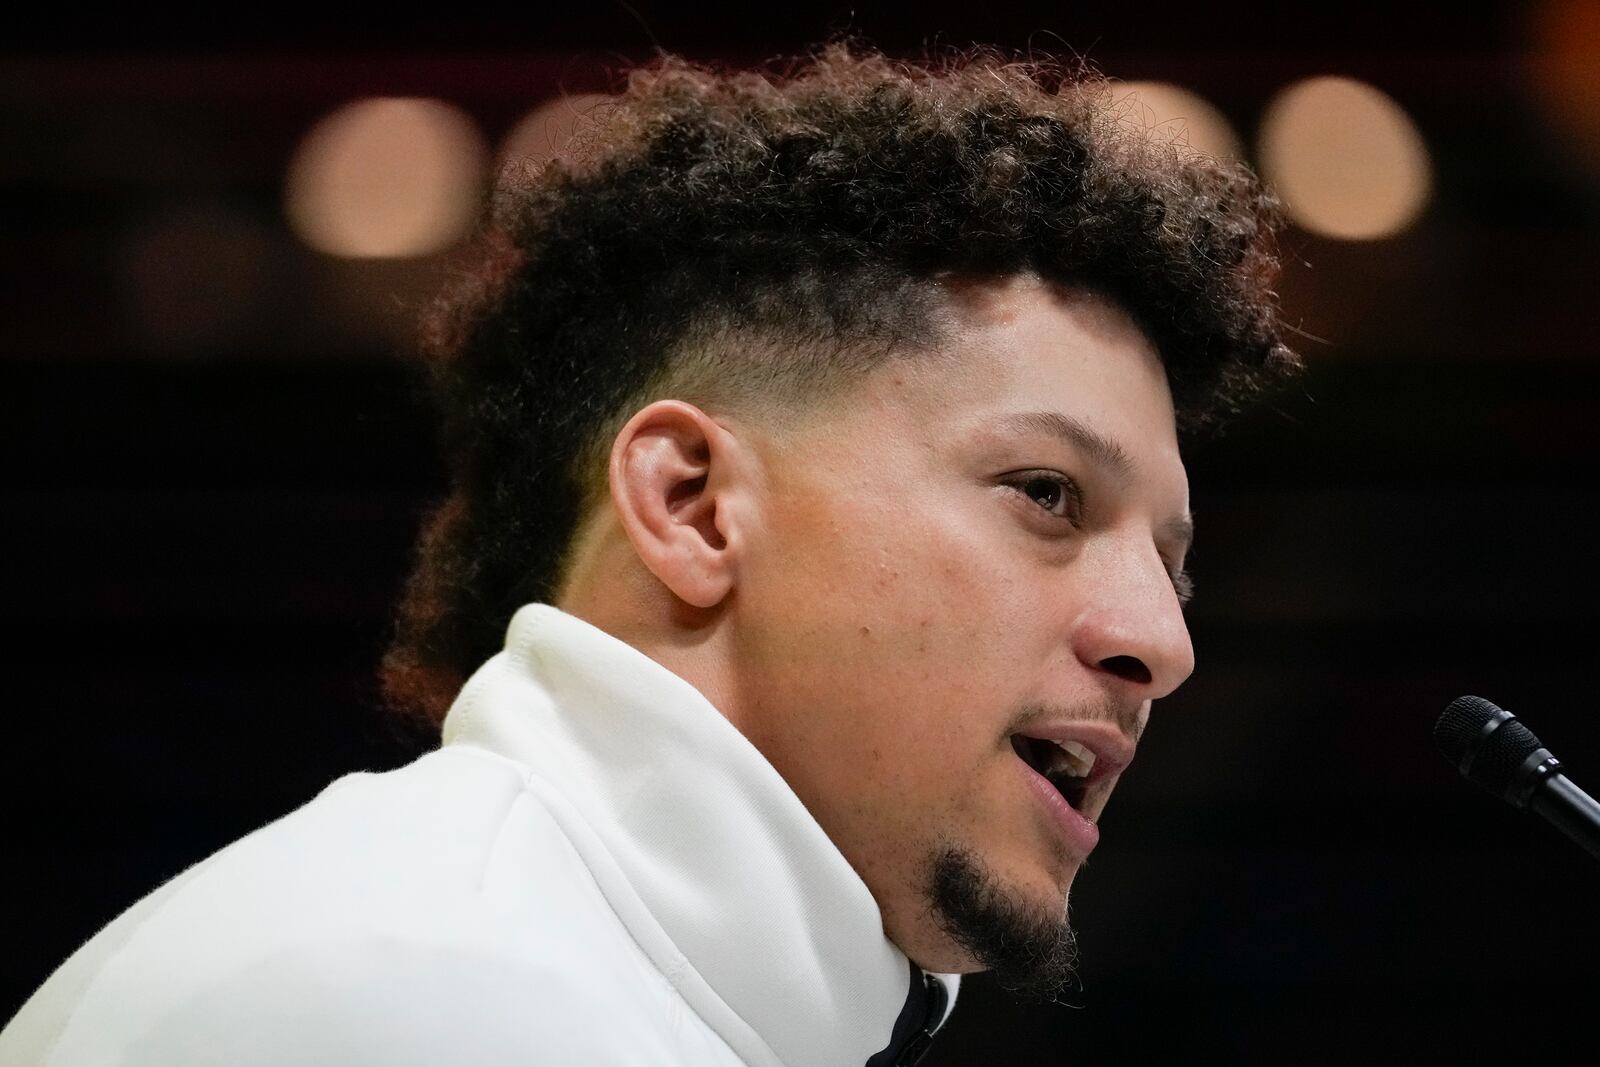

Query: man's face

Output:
[728, 277, 1195, 995]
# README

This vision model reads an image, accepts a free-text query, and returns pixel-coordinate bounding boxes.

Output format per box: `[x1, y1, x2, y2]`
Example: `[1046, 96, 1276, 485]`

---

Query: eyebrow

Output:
[994, 410, 1135, 481]
[996, 409, 1195, 557]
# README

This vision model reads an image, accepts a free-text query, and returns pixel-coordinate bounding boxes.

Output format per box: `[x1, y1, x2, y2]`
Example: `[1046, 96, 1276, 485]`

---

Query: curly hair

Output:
[381, 45, 1299, 727]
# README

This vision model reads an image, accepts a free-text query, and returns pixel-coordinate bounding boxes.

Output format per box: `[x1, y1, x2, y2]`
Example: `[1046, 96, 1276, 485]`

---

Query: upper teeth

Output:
[1054, 739, 1096, 777]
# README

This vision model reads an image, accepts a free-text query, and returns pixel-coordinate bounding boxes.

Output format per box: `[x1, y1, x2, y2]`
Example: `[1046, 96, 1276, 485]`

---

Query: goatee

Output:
[925, 843, 1082, 1003]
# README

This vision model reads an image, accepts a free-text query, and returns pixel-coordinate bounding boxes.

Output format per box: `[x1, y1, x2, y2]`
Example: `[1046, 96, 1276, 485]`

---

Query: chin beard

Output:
[925, 843, 1082, 1003]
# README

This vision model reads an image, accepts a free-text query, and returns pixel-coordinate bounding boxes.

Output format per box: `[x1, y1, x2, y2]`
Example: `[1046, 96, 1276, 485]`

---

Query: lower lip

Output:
[1014, 755, 1100, 855]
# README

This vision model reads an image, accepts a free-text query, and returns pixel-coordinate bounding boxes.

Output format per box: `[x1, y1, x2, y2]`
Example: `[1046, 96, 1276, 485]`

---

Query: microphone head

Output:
[1434, 695, 1504, 765]
[1435, 695, 1547, 800]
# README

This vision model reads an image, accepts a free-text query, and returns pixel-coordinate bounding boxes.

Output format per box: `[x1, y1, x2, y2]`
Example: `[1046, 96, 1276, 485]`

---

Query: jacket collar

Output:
[441, 604, 957, 1067]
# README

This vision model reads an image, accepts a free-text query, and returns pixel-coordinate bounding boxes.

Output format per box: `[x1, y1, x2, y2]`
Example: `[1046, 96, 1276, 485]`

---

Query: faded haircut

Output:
[382, 45, 1299, 726]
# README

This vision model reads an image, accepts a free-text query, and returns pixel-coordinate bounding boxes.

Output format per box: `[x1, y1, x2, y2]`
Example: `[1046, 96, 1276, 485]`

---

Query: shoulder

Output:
[102, 932, 687, 1065]
[21, 928, 696, 1066]
[6, 748, 705, 1065]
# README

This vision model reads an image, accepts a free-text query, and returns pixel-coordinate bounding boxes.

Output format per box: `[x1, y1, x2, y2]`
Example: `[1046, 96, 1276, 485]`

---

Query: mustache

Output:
[1007, 697, 1147, 743]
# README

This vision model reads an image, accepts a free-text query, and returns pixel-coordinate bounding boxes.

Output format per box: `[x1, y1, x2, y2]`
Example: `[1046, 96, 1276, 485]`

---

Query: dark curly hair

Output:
[381, 45, 1299, 726]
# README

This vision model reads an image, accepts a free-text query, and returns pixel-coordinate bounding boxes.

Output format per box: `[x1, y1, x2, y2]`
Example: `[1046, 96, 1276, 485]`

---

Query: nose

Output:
[1070, 539, 1196, 701]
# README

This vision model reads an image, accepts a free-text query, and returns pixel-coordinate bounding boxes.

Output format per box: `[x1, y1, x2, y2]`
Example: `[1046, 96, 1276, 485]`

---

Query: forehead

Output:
[746, 276, 1193, 551]
[879, 278, 1181, 460]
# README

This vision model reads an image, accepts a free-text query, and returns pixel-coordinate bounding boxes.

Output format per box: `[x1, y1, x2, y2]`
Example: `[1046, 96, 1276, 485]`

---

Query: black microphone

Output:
[1434, 695, 1600, 864]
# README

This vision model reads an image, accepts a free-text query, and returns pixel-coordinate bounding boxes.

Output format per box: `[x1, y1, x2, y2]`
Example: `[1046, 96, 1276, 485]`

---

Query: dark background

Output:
[6, 3, 1600, 1063]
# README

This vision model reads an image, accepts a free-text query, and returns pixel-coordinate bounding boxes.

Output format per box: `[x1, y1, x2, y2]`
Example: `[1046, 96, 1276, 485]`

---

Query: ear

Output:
[607, 400, 753, 610]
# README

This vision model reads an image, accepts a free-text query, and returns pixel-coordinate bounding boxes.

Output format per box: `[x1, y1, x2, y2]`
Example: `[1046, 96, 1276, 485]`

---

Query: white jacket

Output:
[0, 604, 958, 1066]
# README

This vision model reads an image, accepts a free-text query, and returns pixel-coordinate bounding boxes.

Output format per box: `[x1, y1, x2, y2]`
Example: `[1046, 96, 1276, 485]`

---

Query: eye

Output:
[1006, 472, 1084, 526]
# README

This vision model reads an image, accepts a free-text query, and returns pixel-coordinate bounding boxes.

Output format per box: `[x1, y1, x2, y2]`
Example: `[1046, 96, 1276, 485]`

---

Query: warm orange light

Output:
[498, 94, 611, 183]
[1529, 0, 1600, 177]
[1258, 77, 1433, 241]
[1113, 81, 1243, 162]
[285, 97, 487, 258]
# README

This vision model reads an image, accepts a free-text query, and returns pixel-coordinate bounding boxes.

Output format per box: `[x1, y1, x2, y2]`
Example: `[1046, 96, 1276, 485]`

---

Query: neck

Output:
[558, 539, 748, 737]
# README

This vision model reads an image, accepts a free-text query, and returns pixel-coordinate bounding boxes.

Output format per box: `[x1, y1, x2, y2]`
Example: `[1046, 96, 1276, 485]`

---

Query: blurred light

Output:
[497, 93, 610, 183]
[1258, 77, 1432, 241]
[117, 202, 275, 355]
[1530, 0, 1600, 178]
[1113, 81, 1242, 162]
[285, 97, 486, 258]
[320, 255, 456, 352]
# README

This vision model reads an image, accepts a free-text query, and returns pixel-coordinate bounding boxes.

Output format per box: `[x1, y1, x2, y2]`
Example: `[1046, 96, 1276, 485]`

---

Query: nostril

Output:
[1100, 655, 1152, 686]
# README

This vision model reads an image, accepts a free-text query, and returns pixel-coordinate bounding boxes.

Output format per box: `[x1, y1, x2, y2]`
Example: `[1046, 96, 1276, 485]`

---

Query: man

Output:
[2, 46, 1294, 1065]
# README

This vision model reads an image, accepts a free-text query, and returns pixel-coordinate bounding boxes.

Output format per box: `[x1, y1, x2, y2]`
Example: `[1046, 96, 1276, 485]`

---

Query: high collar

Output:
[440, 604, 958, 1067]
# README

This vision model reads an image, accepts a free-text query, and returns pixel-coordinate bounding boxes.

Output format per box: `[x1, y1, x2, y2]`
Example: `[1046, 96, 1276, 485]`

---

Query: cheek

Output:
[753, 483, 1028, 755]
[776, 478, 992, 631]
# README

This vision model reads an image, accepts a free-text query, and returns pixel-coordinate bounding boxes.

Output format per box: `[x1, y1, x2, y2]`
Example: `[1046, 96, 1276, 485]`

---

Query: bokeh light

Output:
[1529, 0, 1600, 179]
[1258, 76, 1432, 240]
[497, 93, 611, 182]
[1113, 80, 1242, 162]
[285, 97, 487, 258]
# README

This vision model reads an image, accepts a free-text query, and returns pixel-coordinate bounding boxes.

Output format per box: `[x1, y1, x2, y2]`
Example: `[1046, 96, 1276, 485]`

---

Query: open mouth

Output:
[1010, 734, 1095, 812]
